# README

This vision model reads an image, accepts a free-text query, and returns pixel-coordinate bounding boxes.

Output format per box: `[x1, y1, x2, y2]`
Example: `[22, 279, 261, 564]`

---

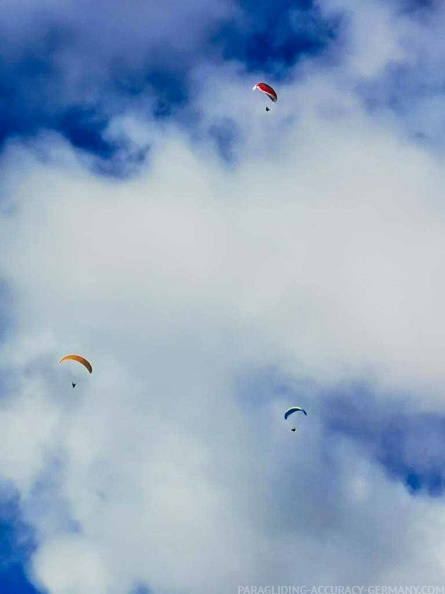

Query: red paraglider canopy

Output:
[252, 82, 278, 102]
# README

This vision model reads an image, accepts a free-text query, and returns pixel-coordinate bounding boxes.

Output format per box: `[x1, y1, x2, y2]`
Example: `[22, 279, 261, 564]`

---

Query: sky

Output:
[1, 0, 445, 592]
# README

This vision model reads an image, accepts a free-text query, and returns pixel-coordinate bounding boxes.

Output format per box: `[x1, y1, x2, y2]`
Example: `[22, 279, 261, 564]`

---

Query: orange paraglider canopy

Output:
[58, 354, 93, 374]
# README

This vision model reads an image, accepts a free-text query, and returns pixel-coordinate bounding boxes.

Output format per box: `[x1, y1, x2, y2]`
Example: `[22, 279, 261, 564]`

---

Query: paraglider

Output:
[59, 354, 93, 374]
[284, 407, 307, 432]
[59, 355, 92, 387]
[253, 82, 278, 111]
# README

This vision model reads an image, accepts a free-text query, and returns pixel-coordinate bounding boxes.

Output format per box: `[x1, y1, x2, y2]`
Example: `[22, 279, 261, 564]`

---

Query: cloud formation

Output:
[2, 1, 445, 593]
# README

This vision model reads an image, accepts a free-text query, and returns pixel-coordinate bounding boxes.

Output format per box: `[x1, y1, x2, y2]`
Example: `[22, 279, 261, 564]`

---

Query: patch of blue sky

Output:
[0, 54, 117, 158]
[0, 39, 188, 173]
[211, 0, 340, 78]
[0, 1, 341, 173]
[0, 25, 65, 142]
[0, 565, 42, 594]
[130, 584, 153, 594]
[0, 491, 41, 594]
[58, 106, 152, 178]
[58, 107, 117, 159]
[111, 65, 190, 120]
[143, 70, 189, 118]
[401, 0, 437, 14]
[324, 383, 445, 497]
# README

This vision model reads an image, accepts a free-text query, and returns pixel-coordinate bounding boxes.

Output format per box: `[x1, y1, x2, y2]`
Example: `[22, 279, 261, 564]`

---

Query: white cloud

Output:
[3, 3, 445, 592]
[319, 0, 409, 78]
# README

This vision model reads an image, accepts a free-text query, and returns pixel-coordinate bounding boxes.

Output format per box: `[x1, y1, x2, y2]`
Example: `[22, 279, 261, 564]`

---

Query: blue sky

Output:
[2, 0, 445, 593]
[0, 494, 38, 594]
[0, 0, 337, 173]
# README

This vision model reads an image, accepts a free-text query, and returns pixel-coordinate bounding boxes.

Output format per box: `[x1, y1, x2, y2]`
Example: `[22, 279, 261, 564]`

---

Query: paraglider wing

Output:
[284, 406, 307, 420]
[253, 82, 278, 103]
[59, 355, 93, 374]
